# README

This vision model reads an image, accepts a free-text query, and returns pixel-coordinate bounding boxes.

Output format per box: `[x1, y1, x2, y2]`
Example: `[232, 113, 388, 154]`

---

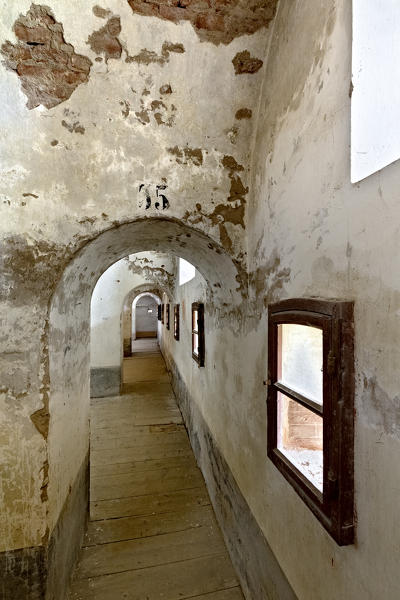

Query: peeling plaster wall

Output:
[90, 252, 174, 369]
[0, 0, 266, 560]
[0, 0, 267, 263]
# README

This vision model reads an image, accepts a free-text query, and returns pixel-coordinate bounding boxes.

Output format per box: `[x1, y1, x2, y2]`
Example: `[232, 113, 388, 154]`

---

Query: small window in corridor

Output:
[192, 303, 205, 366]
[161, 303, 164, 325]
[166, 303, 170, 330]
[157, 304, 161, 321]
[267, 299, 354, 545]
[174, 304, 180, 341]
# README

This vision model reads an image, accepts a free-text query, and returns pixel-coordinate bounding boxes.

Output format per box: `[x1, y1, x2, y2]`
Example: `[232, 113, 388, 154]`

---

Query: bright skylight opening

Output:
[179, 257, 196, 285]
[351, 0, 400, 182]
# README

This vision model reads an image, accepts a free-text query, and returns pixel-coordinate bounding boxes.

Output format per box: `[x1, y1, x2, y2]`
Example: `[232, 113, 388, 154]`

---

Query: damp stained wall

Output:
[242, 1, 399, 598]
[0, 0, 266, 554]
[2, 2, 399, 600]
[160, 2, 400, 598]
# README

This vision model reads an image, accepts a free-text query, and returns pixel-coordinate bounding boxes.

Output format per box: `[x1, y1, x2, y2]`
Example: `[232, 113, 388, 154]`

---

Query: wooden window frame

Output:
[157, 304, 162, 321]
[267, 298, 354, 545]
[174, 304, 180, 341]
[166, 303, 170, 330]
[161, 303, 164, 325]
[192, 302, 205, 367]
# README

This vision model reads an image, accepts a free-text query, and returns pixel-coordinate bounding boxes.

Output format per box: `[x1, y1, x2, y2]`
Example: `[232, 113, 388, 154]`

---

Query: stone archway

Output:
[43, 217, 244, 589]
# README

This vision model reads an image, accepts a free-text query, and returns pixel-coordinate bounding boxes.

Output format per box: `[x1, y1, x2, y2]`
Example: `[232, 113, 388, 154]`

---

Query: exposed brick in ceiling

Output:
[127, 0, 278, 45]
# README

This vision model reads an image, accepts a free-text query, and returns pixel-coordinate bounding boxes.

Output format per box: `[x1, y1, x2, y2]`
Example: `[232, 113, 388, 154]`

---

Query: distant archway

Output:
[122, 289, 161, 357]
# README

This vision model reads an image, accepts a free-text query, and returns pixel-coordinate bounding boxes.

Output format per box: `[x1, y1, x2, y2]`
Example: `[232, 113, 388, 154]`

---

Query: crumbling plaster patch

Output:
[232, 50, 263, 74]
[1, 4, 92, 109]
[0, 10, 268, 262]
[87, 14, 122, 62]
[126, 0, 278, 45]
[126, 41, 185, 66]
[126, 253, 176, 296]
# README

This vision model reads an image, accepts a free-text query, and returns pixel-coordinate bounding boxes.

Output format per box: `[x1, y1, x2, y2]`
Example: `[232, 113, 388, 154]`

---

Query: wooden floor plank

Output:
[69, 554, 239, 600]
[90, 430, 188, 451]
[75, 524, 226, 579]
[91, 454, 196, 477]
[85, 505, 216, 546]
[91, 421, 185, 437]
[189, 588, 244, 599]
[91, 465, 204, 501]
[69, 351, 242, 599]
[91, 442, 193, 465]
[90, 487, 211, 521]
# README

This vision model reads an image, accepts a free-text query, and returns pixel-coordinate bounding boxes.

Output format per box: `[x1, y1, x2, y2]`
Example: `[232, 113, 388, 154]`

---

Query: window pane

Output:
[193, 333, 199, 355]
[193, 310, 198, 330]
[279, 323, 323, 405]
[277, 392, 323, 492]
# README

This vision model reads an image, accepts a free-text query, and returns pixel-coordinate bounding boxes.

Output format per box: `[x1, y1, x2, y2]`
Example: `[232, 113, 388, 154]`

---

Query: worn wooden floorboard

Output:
[75, 525, 226, 579]
[90, 429, 188, 450]
[69, 554, 239, 600]
[85, 505, 216, 546]
[188, 589, 244, 599]
[90, 465, 204, 501]
[91, 454, 197, 477]
[90, 486, 211, 521]
[69, 349, 243, 599]
[90, 441, 193, 465]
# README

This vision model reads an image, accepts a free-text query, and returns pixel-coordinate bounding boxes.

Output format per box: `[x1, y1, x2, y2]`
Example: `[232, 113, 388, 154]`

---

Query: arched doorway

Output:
[46, 217, 243, 586]
[133, 293, 159, 341]
[122, 288, 163, 358]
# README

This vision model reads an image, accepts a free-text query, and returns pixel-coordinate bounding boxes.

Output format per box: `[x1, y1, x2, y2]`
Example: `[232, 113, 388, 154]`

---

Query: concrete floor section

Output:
[68, 346, 243, 599]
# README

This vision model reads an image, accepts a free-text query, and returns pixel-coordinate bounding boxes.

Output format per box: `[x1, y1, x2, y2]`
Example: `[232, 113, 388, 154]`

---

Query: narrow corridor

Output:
[68, 344, 243, 599]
